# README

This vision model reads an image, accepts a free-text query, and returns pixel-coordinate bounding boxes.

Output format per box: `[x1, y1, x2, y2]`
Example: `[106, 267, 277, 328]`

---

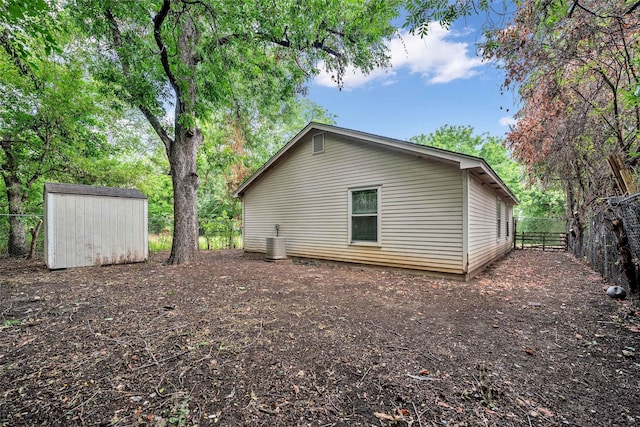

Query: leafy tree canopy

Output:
[72, 0, 403, 264]
[0, 0, 59, 64]
[482, 0, 640, 235]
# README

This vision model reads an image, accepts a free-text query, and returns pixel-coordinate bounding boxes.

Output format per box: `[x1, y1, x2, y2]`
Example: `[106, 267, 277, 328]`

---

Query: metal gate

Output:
[514, 218, 568, 251]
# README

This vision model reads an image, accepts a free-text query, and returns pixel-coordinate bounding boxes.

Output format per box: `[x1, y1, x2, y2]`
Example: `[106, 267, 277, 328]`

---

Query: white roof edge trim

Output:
[233, 122, 519, 205]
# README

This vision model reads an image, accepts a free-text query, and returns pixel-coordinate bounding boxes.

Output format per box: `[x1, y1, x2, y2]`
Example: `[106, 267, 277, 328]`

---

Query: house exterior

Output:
[233, 123, 518, 280]
[44, 182, 148, 269]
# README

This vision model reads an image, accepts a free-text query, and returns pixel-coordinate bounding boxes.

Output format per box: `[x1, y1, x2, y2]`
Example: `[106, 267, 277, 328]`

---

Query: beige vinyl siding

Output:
[467, 174, 513, 274]
[243, 133, 465, 274]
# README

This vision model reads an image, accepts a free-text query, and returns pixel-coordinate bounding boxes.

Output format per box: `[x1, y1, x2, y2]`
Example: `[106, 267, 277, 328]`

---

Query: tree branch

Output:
[25, 130, 51, 191]
[626, 1, 640, 15]
[265, 36, 341, 57]
[105, 6, 174, 153]
[592, 67, 625, 152]
[216, 31, 343, 59]
[139, 104, 173, 156]
[153, 0, 181, 97]
[0, 138, 30, 144]
[569, 0, 624, 19]
[0, 31, 42, 90]
[104, 9, 128, 73]
[566, 73, 619, 145]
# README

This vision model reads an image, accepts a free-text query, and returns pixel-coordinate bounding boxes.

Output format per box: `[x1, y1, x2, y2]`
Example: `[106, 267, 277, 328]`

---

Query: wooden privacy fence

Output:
[514, 231, 568, 251]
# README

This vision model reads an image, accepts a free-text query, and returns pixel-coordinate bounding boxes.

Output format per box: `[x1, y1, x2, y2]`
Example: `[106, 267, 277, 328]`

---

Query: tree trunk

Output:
[166, 128, 202, 264]
[27, 219, 43, 260]
[611, 216, 639, 294]
[3, 174, 28, 257]
[570, 211, 585, 257]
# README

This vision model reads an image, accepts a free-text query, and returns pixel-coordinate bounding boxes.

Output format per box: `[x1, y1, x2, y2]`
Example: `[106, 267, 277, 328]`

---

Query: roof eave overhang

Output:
[466, 165, 519, 205]
[233, 122, 520, 205]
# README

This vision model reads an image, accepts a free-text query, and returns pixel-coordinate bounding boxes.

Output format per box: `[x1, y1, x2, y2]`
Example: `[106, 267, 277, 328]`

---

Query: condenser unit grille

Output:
[266, 237, 287, 260]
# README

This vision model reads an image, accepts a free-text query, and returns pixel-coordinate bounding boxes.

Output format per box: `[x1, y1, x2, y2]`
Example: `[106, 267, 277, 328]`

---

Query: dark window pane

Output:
[352, 216, 377, 241]
[352, 189, 377, 214]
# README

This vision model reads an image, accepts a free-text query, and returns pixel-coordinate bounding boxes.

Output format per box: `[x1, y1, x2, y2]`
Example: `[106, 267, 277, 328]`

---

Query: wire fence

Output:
[570, 193, 640, 293]
[5, 205, 638, 294]
[0, 214, 242, 259]
[0, 214, 44, 258]
[147, 217, 243, 253]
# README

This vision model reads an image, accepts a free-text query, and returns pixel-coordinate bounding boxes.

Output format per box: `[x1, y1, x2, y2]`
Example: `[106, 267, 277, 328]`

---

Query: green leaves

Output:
[2, 0, 48, 22]
[410, 125, 485, 156]
[404, 0, 486, 36]
[75, 0, 402, 126]
[0, 3, 145, 225]
[0, 0, 60, 62]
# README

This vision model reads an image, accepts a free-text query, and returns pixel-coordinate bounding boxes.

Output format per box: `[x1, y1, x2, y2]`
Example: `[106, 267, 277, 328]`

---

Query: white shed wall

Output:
[45, 192, 148, 269]
[467, 173, 513, 275]
[242, 134, 465, 274]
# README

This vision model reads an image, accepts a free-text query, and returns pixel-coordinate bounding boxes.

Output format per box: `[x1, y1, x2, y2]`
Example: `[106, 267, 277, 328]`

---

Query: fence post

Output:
[603, 222, 608, 279]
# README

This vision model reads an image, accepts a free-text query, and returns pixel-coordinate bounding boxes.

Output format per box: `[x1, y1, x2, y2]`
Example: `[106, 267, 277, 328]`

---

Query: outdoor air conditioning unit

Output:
[266, 236, 287, 261]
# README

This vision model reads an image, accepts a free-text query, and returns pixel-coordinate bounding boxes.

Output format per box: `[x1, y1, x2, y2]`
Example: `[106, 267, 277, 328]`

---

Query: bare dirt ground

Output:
[1, 250, 639, 427]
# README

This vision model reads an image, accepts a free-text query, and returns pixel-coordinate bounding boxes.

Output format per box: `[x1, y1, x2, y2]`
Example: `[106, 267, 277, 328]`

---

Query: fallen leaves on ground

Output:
[0, 250, 638, 426]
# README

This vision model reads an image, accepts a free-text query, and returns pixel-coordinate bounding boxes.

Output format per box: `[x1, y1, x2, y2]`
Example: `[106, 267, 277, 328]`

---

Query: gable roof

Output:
[233, 122, 519, 204]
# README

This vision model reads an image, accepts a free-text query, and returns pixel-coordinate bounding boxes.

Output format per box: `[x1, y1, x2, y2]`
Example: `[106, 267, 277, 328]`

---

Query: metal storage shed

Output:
[44, 182, 148, 269]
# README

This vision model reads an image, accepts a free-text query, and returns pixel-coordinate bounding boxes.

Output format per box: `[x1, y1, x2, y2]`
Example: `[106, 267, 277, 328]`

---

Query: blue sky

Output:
[307, 18, 519, 142]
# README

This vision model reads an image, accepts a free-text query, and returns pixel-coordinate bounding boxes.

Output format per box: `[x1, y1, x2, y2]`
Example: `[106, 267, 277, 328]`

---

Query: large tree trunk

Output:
[154, 2, 202, 265]
[167, 127, 202, 264]
[3, 174, 28, 257]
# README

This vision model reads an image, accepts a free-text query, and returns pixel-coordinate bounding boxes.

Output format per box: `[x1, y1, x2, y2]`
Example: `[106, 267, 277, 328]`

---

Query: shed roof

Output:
[44, 182, 147, 199]
[233, 122, 519, 204]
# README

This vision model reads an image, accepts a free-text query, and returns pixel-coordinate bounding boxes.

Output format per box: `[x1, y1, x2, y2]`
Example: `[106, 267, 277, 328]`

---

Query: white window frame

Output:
[312, 133, 325, 154]
[348, 186, 382, 246]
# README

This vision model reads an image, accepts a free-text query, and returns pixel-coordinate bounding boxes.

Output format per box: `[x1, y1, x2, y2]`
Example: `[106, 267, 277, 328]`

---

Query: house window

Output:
[506, 210, 510, 237]
[312, 133, 324, 154]
[496, 198, 502, 239]
[349, 187, 381, 245]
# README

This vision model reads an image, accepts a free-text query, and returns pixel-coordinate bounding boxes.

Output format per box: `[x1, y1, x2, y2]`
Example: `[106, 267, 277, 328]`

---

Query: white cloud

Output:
[313, 67, 395, 89]
[314, 23, 486, 90]
[499, 116, 517, 127]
